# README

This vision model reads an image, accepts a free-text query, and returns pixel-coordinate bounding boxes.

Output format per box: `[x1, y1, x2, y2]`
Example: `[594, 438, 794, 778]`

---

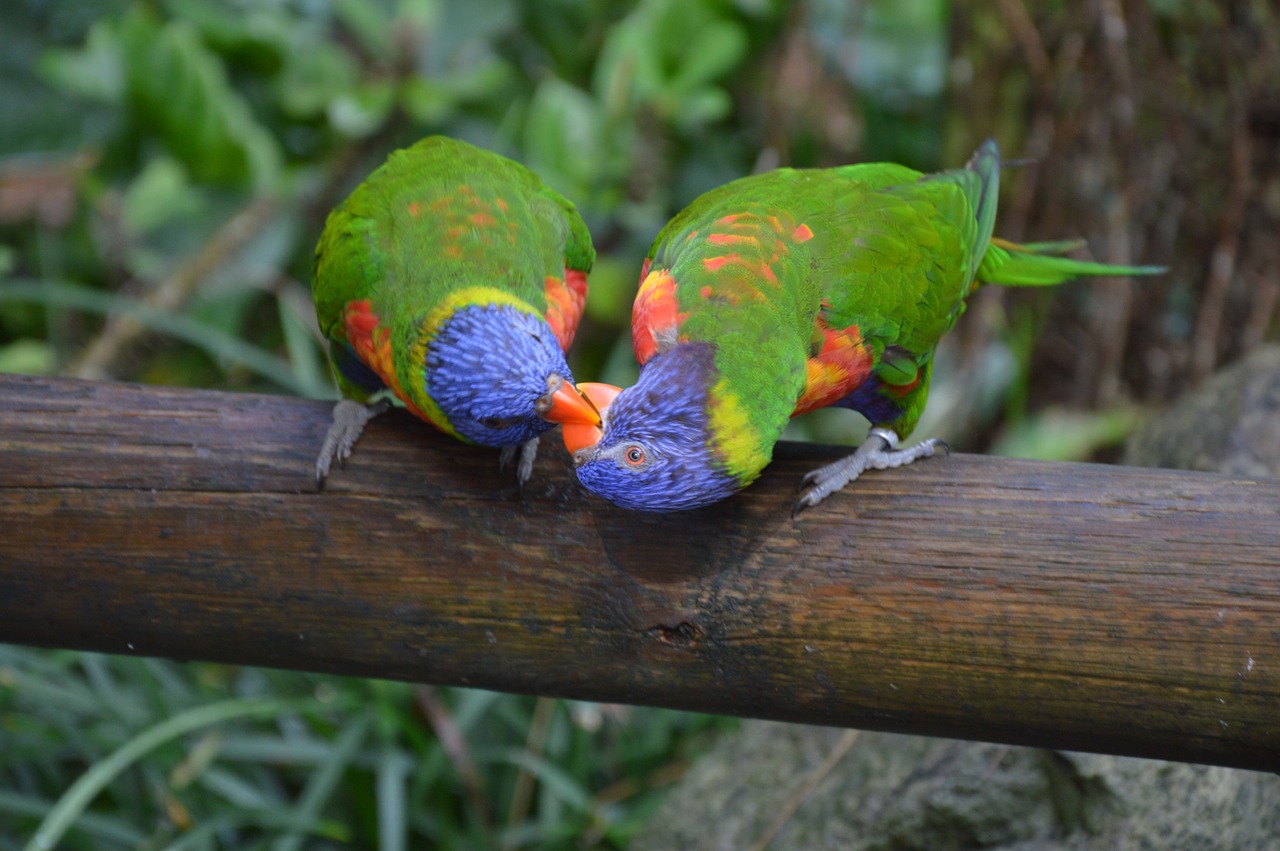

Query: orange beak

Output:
[540, 379, 604, 428]
[558, 382, 622, 455]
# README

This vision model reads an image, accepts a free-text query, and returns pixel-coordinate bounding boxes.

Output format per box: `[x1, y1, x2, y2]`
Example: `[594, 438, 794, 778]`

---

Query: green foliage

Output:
[0, 647, 731, 849]
[988, 404, 1149, 462]
[119, 9, 283, 189]
[0, 0, 799, 395]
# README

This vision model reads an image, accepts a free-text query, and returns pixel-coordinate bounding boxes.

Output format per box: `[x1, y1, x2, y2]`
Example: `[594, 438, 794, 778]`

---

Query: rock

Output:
[633, 723, 1280, 851]
[1124, 345, 1280, 477]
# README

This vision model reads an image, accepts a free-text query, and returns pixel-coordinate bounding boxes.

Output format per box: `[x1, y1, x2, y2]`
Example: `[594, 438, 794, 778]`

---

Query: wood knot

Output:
[647, 621, 703, 647]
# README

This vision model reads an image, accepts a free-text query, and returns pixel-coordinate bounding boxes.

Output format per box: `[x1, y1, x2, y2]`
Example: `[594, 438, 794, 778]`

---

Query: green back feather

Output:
[312, 136, 594, 408]
[649, 138, 1164, 472]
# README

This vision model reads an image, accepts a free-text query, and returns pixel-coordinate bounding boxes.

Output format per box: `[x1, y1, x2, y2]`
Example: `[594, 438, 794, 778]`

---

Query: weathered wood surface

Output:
[1, 373, 1277, 771]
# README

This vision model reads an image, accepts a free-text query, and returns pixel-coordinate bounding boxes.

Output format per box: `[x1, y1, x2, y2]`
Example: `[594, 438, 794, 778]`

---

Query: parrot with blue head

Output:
[312, 135, 601, 487]
[547, 139, 1164, 513]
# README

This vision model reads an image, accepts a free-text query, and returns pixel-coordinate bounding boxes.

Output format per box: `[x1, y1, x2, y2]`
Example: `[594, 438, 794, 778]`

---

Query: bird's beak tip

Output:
[556, 382, 623, 456]
[539, 379, 603, 428]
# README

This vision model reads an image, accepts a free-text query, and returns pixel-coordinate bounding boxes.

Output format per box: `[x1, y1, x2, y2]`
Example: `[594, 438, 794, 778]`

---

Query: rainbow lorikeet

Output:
[548, 139, 1164, 513]
[312, 135, 601, 487]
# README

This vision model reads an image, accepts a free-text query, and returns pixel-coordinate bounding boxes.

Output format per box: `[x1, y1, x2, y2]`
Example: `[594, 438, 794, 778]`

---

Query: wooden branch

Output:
[1, 374, 1277, 771]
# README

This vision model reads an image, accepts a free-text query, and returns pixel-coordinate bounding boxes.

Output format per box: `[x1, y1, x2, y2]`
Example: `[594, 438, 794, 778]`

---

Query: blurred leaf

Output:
[36, 20, 124, 103]
[120, 9, 281, 188]
[989, 405, 1149, 462]
[332, 0, 397, 62]
[672, 88, 734, 127]
[161, 0, 291, 73]
[582, 255, 639, 326]
[0, 338, 55, 374]
[195, 765, 280, 809]
[121, 156, 204, 235]
[912, 334, 1019, 450]
[595, 0, 749, 130]
[329, 81, 398, 138]
[434, 0, 516, 48]
[399, 60, 512, 124]
[670, 22, 748, 95]
[277, 42, 361, 119]
[399, 76, 457, 125]
[375, 745, 411, 851]
[0, 279, 313, 394]
[0, 3, 123, 157]
[598, 333, 642, 389]
[523, 77, 603, 203]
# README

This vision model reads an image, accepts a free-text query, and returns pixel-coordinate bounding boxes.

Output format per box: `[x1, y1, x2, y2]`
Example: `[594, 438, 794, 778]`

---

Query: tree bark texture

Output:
[0, 374, 1277, 771]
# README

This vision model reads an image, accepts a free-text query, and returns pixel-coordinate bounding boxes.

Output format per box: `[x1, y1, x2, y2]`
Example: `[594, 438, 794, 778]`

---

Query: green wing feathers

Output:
[737, 138, 1161, 443]
[312, 134, 594, 353]
[538, 183, 596, 274]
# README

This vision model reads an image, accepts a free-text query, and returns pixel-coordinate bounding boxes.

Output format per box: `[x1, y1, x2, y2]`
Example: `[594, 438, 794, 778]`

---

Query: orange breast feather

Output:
[340, 300, 432, 422]
[792, 318, 875, 417]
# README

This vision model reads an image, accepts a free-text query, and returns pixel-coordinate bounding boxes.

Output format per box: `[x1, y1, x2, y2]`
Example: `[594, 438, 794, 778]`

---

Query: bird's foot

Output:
[315, 399, 390, 488]
[498, 437, 539, 492]
[792, 428, 948, 517]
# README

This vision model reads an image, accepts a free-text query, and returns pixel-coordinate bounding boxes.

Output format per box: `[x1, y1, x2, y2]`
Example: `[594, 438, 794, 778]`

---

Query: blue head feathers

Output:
[572, 343, 739, 511]
[426, 304, 572, 446]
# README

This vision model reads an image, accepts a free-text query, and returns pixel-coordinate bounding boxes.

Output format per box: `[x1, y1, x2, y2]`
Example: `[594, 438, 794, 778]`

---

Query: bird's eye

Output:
[479, 416, 519, 430]
[624, 445, 646, 466]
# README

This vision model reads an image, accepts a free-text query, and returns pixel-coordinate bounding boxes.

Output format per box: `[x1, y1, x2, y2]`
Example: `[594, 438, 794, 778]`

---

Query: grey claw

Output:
[794, 429, 942, 515]
[498, 438, 539, 494]
[315, 399, 389, 488]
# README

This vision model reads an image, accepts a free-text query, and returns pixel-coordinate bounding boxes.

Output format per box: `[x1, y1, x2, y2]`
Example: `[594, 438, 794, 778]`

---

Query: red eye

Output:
[624, 446, 645, 466]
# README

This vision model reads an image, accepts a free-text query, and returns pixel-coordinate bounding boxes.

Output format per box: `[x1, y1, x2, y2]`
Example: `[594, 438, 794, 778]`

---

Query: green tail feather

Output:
[964, 139, 1165, 287]
[965, 138, 1001, 278]
[978, 236, 1166, 287]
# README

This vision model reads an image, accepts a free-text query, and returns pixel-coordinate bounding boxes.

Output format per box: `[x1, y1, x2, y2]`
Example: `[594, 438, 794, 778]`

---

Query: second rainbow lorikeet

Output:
[547, 139, 1164, 513]
[312, 136, 601, 488]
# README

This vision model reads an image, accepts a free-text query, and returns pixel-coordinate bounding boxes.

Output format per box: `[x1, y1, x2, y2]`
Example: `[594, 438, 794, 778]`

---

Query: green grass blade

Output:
[376, 747, 410, 851]
[269, 710, 371, 851]
[481, 747, 593, 814]
[0, 790, 145, 847]
[158, 809, 350, 851]
[279, 302, 333, 400]
[22, 697, 291, 851]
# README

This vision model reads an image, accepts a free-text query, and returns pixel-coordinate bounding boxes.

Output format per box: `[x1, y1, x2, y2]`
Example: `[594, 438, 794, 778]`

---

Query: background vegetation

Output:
[1, 0, 1276, 848]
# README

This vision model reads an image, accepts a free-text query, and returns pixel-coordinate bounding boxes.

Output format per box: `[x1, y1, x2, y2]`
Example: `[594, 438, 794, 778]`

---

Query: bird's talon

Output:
[498, 445, 516, 473]
[314, 398, 388, 487]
